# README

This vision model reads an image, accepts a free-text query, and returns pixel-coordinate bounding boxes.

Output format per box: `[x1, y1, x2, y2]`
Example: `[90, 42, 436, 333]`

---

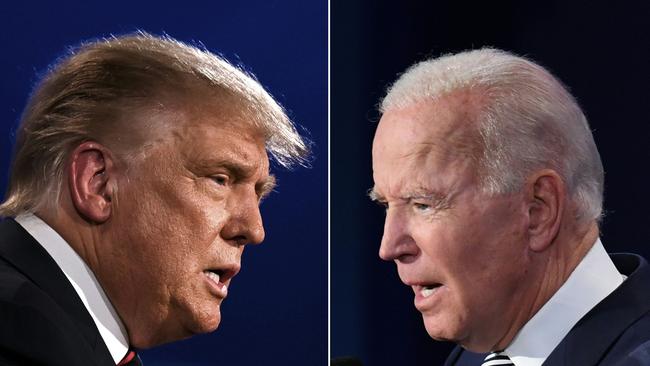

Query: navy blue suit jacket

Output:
[0, 218, 116, 366]
[444, 253, 650, 366]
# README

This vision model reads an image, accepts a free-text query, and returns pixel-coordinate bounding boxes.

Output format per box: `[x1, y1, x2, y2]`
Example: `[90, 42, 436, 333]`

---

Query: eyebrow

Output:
[367, 187, 384, 202]
[257, 175, 277, 200]
[210, 159, 257, 180]
[368, 185, 449, 205]
[191, 157, 276, 199]
[403, 187, 448, 201]
[219, 161, 276, 200]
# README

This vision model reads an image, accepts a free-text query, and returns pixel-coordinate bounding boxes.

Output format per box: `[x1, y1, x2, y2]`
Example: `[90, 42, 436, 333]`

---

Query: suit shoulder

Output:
[0, 261, 92, 365]
[0, 256, 61, 312]
[602, 309, 650, 365]
[0, 297, 86, 365]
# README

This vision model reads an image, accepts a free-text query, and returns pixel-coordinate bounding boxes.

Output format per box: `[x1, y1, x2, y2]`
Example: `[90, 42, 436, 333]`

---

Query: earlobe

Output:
[527, 170, 564, 252]
[68, 142, 116, 223]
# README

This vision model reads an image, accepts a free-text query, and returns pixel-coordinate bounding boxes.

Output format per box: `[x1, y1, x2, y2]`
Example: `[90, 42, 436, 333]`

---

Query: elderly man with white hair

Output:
[370, 48, 650, 365]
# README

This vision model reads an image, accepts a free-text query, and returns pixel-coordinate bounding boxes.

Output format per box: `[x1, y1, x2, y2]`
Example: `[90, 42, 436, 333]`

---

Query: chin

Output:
[195, 316, 221, 334]
[427, 323, 491, 353]
[186, 304, 222, 335]
[425, 328, 454, 343]
[135, 308, 222, 348]
[422, 314, 462, 344]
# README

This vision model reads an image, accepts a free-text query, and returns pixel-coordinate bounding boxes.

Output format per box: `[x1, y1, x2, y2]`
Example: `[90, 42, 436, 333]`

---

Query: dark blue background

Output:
[0, 1, 327, 365]
[331, 1, 650, 365]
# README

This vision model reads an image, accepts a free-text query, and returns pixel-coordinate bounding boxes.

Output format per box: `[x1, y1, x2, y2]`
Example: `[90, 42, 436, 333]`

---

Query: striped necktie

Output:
[482, 351, 514, 366]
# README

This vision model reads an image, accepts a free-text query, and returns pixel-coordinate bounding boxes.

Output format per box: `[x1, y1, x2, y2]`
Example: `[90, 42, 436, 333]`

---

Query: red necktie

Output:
[117, 350, 137, 366]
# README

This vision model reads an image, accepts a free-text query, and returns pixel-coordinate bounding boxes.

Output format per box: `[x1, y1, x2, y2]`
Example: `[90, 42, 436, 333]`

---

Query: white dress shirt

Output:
[15, 214, 129, 365]
[502, 238, 626, 366]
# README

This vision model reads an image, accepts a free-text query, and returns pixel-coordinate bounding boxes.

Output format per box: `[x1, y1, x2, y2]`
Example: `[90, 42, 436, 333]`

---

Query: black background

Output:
[331, 1, 650, 365]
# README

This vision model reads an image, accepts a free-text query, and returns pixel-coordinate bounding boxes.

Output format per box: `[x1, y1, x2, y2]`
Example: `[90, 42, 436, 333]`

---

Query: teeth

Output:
[204, 271, 229, 295]
[421, 286, 436, 298]
[205, 271, 220, 284]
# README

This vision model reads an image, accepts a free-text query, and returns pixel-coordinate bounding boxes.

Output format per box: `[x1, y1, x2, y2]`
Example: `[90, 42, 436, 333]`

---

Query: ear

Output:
[67, 141, 117, 223]
[525, 169, 565, 252]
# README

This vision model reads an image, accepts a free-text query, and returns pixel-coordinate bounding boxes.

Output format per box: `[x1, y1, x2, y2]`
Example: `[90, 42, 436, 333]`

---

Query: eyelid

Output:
[413, 201, 431, 209]
[410, 196, 450, 213]
[211, 173, 230, 186]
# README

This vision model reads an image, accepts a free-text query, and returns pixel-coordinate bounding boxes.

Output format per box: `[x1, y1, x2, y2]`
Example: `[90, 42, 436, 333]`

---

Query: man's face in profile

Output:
[95, 100, 274, 347]
[371, 96, 531, 350]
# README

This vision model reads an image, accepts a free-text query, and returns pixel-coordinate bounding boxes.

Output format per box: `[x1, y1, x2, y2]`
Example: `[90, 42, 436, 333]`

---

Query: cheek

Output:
[418, 219, 487, 275]
[114, 180, 224, 272]
[417, 214, 521, 297]
[151, 178, 225, 231]
[450, 220, 529, 310]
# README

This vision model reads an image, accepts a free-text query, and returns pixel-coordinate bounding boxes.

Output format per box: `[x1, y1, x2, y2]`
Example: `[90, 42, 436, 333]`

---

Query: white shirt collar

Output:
[503, 238, 626, 366]
[15, 214, 129, 364]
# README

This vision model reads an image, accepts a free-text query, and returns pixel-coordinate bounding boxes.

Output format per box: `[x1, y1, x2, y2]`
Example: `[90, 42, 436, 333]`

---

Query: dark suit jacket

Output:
[0, 218, 115, 366]
[444, 253, 650, 366]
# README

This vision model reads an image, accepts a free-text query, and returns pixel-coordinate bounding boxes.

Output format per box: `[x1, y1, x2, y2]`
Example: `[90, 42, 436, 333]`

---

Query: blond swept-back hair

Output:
[0, 32, 309, 217]
[381, 48, 604, 222]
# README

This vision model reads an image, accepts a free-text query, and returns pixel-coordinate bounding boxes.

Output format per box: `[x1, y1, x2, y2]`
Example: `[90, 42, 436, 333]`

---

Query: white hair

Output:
[381, 48, 604, 221]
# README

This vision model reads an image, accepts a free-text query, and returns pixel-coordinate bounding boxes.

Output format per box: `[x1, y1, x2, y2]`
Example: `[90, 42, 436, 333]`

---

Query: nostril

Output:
[229, 235, 248, 247]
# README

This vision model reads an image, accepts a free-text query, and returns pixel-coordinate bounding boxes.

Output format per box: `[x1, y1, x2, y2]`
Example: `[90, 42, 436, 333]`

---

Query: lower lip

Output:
[414, 285, 444, 311]
[203, 272, 228, 299]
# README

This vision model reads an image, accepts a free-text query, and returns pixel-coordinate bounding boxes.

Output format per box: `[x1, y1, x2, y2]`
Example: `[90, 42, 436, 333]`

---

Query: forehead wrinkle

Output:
[408, 90, 484, 162]
[394, 128, 479, 179]
[418, 125, 480, 160]
[399, 146, 476, 204]
[178, 123, 268, 175]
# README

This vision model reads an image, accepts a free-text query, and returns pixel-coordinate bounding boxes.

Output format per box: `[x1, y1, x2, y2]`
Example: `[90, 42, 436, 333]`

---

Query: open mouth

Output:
[419, 283, 442, 298]
[203, 265, 240, 297]
[203, 269, 230, 297]
[204, 270, 224, 287]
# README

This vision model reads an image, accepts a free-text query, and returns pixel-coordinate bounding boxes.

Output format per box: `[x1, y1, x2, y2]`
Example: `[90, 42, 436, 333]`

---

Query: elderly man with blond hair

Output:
[370, 48, 650, 365]
[0, 33, 308, 365]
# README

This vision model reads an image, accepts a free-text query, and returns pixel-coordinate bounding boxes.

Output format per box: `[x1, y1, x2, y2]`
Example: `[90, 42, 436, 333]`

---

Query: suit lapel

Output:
[0, 218, 114, 363]
[444, 345, 463, 366]
[445, 346, 488, 366]
[544, 254, 650, 366]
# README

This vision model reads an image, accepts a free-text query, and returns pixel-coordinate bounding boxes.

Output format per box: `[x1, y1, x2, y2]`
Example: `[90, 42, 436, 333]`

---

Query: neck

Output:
[492, 221, 599, 351]
[36, 203, 104, 272]
[37, 203, 176, 349]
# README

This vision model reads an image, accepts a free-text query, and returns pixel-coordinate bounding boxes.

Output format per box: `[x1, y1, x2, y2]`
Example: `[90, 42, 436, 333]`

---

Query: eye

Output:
[211, 174, 229, 186]
[413, 202, 431, 212]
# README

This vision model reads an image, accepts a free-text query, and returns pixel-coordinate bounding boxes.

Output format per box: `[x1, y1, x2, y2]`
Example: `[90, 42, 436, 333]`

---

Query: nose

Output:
[378, 208, 418, 262]
[221, 188, 265, 246]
